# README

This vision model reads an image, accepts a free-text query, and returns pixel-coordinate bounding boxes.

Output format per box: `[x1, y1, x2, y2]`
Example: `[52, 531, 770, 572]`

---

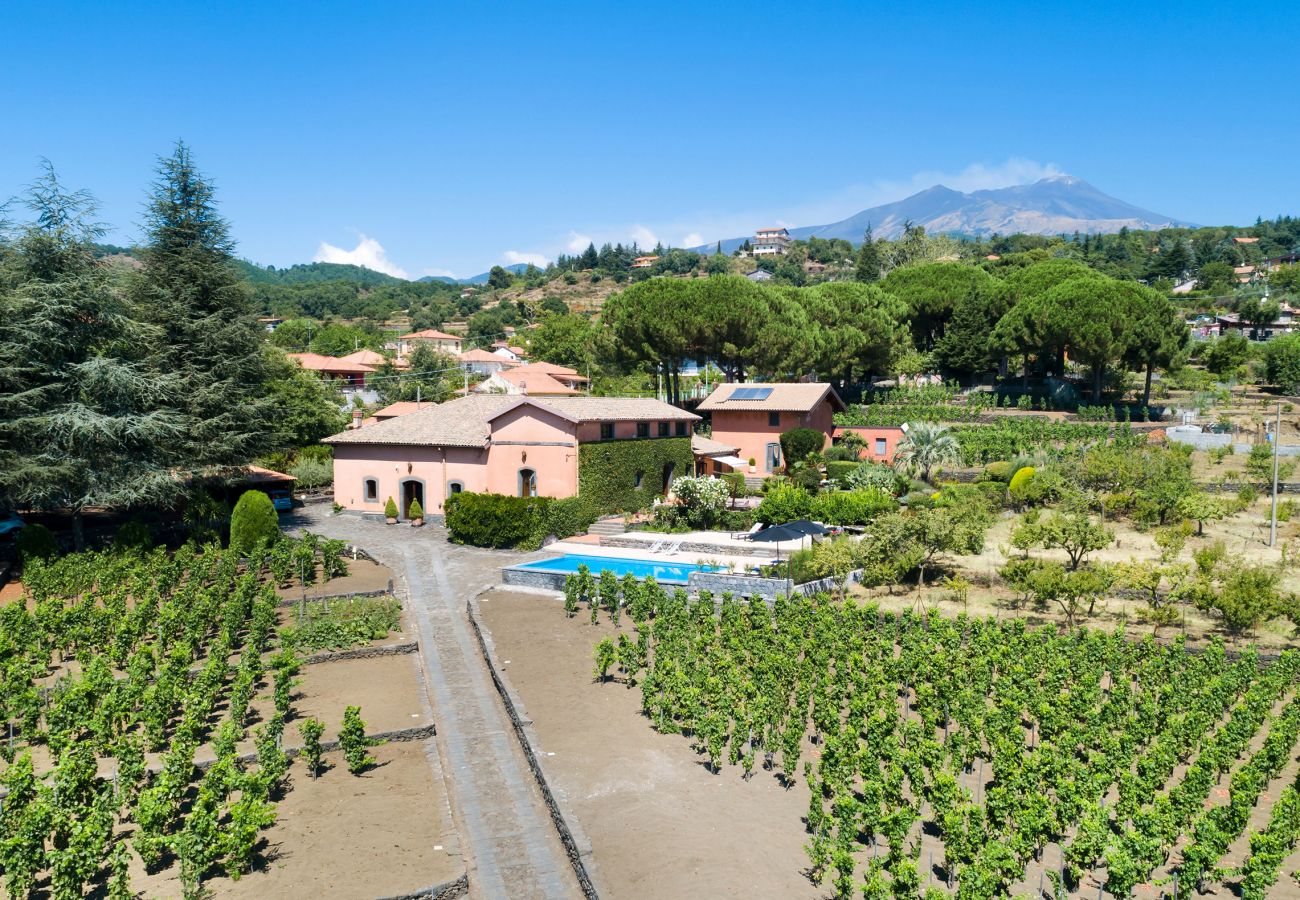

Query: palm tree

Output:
[892, 422, 960, 483]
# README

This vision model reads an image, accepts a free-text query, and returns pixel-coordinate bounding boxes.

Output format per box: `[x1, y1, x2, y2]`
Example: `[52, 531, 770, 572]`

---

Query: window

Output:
[447, 481, 464, 497]
[518, 468, 537, 498]
[675, 421, 688, 436]
[657, 422, 670, 437]
[875, 438, 887, 457]
[363, 478, 378, 502]
[636, 422, 650, 438]
[600, 423, 614, 440]
[768, 411, 781, 427]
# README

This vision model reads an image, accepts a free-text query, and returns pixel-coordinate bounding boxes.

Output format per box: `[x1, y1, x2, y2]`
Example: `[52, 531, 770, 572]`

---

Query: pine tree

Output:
[134, 142, 278, 470]
[854, 226, 881, 283]
[0, 164, 183, 548]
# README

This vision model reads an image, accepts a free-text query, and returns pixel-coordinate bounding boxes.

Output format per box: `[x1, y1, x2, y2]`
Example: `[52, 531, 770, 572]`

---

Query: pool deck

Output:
[542, 534, 810, 572]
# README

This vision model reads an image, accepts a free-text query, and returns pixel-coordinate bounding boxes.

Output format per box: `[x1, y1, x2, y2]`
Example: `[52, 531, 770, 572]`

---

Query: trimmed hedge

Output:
[444, 492, 600, 549]
[578, 436, 693, 513]
[826, 461, 860, 487]
[445, 493, 548, 548]
[811, 489, 897, 526]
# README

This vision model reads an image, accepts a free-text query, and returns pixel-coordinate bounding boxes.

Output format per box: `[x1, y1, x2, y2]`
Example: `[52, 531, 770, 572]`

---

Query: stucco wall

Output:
[485, 404, 578, 498]
[332, 444, 488, 515]
[710, 400, 835, 473]
[834, 426, 905, 463]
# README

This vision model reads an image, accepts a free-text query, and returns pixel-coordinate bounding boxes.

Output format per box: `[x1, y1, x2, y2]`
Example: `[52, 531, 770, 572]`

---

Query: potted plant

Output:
[383, 497, 398, 524]
[408, 498, 425, 527]
[747, 457, 757, 474]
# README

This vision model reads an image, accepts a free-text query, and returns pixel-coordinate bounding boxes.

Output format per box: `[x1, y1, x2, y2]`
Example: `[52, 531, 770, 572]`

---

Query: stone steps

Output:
[586, 517, 626, 536]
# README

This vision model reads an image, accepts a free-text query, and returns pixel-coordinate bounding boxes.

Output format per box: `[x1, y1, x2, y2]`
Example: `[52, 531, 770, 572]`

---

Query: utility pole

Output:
[1270, 402, 1282, 547]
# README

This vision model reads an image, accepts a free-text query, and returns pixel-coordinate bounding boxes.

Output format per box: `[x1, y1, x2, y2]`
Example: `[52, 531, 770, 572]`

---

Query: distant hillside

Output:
[236, 260, 406, 286]
[700, 176, 1196, 253]
[417, 263, 532, 285]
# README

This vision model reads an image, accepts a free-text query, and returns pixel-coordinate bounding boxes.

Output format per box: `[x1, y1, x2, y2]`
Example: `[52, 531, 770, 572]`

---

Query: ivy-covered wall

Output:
[578, 436, 693, 513]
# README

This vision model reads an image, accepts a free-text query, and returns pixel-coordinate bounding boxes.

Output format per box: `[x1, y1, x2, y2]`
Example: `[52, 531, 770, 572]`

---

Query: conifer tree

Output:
[134, 142, 278, 469]
[0, 164, 183, 547]
[854, 225, 881, 283]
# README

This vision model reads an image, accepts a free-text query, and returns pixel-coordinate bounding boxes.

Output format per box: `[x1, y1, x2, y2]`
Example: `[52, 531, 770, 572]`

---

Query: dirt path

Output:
[293, 507, 582, 900]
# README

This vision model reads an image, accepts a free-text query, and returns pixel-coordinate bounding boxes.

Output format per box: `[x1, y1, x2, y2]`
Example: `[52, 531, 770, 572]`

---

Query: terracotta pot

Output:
[386, 517, 398, 525]
[411, 517, 425, 527]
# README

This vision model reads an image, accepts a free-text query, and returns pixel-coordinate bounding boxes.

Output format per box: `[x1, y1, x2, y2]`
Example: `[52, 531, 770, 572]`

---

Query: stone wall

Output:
[501, 567, 567, 592]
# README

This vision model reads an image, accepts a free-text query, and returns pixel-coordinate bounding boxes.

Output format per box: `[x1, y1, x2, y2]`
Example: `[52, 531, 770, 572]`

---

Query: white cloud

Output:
[566, 231, 593, 253]
[681, 232, 704, 248]
[629, 225, 658, 249]
[867, 158, 1064, 202]
[503, 250, 549, 268]
[313, 234, 409, 279]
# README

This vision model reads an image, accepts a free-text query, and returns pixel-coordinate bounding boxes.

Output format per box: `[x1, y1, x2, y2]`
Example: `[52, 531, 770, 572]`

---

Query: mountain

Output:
[700, 176, 1195, 253]
[417, 263, 532, 285]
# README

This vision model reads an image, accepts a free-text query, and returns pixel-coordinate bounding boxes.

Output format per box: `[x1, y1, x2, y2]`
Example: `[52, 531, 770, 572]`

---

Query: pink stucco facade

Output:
[833, 426, 905, 464]
[330, 400, 696, 517]
[710, 402, 836, 474]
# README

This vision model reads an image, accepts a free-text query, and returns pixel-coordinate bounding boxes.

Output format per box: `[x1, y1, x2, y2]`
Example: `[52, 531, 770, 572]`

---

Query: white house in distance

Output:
[397, 328, 463, 357]
[753, 227, 790, 256]
[459, 348, 518, 376]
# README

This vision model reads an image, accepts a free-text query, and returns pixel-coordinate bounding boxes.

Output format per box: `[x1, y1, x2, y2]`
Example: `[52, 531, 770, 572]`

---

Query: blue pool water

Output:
[511, 553, 723, 584]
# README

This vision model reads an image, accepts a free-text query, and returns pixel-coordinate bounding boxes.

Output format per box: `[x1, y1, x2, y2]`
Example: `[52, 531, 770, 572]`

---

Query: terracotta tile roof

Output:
[399, 328, 462, 341]
[692, 434, 739, 456]
[285, 352, 374, 374]
[1234, 237, 1260, 244]
[325, 395, 698, 447]
[459, 348, 518, 365]
[520, 361, 588, 382]
[492, 368, 580, 395]
[338, 349, 407, 368]
[373, 401, 428, 419]
[696, 382, 846, 413]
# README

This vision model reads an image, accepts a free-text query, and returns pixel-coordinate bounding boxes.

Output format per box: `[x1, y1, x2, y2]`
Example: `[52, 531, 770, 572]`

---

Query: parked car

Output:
[268, 489, 295, 513]
[0, 511, 25, 538]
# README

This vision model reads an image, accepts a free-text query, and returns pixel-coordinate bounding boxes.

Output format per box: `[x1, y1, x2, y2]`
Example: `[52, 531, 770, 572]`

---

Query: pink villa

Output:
[697, 383, 845, 474]
[833, 425, 905, 464]
[325, 394, 698, 519]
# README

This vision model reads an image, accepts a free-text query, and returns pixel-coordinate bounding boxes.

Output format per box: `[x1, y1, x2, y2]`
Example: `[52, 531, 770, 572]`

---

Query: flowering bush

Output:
[669, 475, 730, 529]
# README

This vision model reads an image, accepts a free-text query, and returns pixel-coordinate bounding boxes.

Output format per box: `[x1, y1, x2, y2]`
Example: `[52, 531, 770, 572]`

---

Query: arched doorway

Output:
[400, 479, 425, 519]
[518, 468, 537, 498]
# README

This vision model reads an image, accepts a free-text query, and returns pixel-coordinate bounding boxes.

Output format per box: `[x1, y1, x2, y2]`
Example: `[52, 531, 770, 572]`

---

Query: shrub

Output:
[723, 471, 748, 499]
[1008, 466, 1037, 503]
[669, 475, 730, 529]
[975, 480, 1009, 508]
[16, 523, 57, 562]
[811, 489, 897, 526]
[755, 482, 813, 525]
[983, 461, 1012, 482]
[445, 492, 548, 548]
[844, 462, 906, 495]
[901, 490, 935, 509]
[113, 519, 153, 552]
[383, 497, 398, 519]
[339, 706, 380, 775]
[823, 443, 860, 462]
[288, 457, 333, 489]
[780, 428, 825, 466]
[790, 466, 822, 495]
[408, 498, 424, 520]
[1262, 333, 1300, 392]
[826, 461, 860, 487]
[230, 491, 280, 554]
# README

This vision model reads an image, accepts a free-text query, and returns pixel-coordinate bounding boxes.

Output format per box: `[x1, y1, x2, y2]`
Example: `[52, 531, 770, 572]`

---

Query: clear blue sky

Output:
[4, 1, 1296, 279]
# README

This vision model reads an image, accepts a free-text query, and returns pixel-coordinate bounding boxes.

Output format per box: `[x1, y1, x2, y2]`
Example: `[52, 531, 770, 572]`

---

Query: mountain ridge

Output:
[698, 176, 1195, 254]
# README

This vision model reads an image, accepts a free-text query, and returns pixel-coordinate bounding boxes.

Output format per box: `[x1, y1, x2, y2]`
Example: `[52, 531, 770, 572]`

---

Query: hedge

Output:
[578, 436, 693, 513]
[444, 492, 600, 549]
[811, 489, 897, 526]
[826, 461, 860, 487]
[17, 523, 58, 563]
[445, 493, 548, 548]
[780, 428, 825, 465]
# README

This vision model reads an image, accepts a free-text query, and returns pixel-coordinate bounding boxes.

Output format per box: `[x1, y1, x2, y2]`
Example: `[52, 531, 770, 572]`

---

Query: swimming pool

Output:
[509, 553, 724, 585]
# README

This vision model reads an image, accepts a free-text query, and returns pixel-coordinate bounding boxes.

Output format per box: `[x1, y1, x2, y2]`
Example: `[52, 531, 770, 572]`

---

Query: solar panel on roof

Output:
[729, 386, 773, 401]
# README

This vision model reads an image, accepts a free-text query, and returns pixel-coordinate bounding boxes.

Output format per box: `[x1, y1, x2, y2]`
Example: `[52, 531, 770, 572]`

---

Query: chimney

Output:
[351, 409, 363, 429]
